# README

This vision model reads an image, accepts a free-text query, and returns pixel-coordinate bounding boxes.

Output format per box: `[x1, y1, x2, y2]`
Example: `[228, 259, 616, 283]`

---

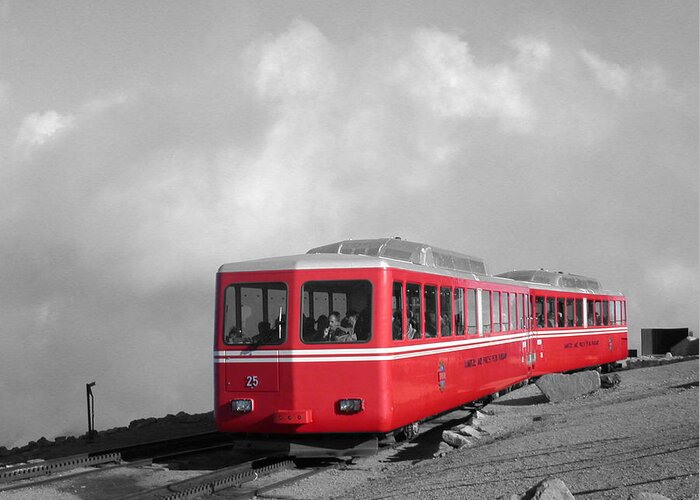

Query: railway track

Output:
[0, 404, 479, 499]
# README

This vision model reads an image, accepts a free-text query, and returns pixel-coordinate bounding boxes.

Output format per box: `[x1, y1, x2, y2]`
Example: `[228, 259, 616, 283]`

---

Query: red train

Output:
[213, 238, 627, 446]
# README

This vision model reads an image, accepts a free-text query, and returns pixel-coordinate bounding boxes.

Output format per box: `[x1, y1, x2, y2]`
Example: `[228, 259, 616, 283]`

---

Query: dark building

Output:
[641, 328, 690, 355]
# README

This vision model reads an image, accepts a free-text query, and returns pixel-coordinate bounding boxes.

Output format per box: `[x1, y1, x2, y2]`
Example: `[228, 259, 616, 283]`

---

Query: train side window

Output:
[545, 297, 555, 327]
[492, 291, 501, 333]
[482, 290, 492, 334]
[519, 294, 527, 329]
[407, 283, 422, 339]
[440, 287, 453, 337]
[301, 280, 372, 343]
[502, 292, 509, 331]
[615, 301, 622, 325]
[535, 296, 544, 328]
[556, 297, 565, 327]
[467, 289, 478, 334]
[595, 301, 602, 325]
[623, 301, 627, 324]
[575, 299, 583, 327]
[566, 298, 574, 327]
[587, 299, 595, 327]
[609, 300, 615, 325]
[454, 288, 465, 336]
[424, 285, 437, 338]
[392, 282, 403, 341]
[602, 300, 610, 325]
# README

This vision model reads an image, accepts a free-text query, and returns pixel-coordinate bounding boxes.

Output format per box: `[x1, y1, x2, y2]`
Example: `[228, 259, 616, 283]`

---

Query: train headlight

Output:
[231, 399, 253, 413]
[338, 399, 364, 413]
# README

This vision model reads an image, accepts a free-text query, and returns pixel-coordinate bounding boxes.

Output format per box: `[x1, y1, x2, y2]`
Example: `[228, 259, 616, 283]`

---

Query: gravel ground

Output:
[264, 360, 699, 499]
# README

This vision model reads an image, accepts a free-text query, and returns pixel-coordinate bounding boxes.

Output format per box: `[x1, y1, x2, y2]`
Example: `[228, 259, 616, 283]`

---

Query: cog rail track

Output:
[117, 457, 344, 500]
[0, 432, 235, 492]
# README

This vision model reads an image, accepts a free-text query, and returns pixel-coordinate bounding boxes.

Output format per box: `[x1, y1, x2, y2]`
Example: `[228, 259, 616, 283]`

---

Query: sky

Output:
[0, 1, 697, 449]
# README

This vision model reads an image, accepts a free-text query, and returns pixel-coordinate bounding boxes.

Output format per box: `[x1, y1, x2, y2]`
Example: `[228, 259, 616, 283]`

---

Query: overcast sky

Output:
[0, 1, 697, 448]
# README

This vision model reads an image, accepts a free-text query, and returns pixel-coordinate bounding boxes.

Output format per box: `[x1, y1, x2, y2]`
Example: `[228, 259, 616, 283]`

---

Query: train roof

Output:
[495, 269, 623, 296]
[307, 237, 489, 275]
[218, 238, 623, 296]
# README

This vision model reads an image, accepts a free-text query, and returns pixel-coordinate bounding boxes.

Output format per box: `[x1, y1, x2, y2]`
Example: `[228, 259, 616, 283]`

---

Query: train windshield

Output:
[223, 283, 287, 345]
[301, 280, 372, 343]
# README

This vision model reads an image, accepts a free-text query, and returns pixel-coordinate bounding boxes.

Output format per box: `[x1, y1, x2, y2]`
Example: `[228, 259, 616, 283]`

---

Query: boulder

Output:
[498, 477, 574, 500]
[535, 371, 601, 403]
[441, 430, 472, 448]
[453, 424, 483, 438]
[600, 373, 621, 388]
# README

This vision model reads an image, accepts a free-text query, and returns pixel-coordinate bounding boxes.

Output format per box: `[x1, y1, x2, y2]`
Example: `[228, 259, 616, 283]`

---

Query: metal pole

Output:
[86, 382, 96, 442]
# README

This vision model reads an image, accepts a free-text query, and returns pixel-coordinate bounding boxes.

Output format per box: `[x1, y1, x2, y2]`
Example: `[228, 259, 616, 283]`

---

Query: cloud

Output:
[13, 91, 131, 155]
[0, 81, 8, 108]
[512, 37, 552, 74]
[392, 28, 534, 131]
[253, 19, 337, 102]
[580, 49, 669, 97]
[14, 110, 75, 150]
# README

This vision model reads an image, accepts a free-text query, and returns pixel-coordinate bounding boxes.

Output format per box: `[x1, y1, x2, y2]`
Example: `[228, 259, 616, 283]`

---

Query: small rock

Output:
[601, 373, 621, 388]
[433, 441, 454, 457]
[442, 430, 472, 448]
[628, 493, 671, 500]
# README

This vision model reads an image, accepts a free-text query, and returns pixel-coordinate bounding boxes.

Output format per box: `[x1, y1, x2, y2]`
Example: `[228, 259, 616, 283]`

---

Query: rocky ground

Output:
[265, 358, 699, 499]
[1, 357, 697, 499]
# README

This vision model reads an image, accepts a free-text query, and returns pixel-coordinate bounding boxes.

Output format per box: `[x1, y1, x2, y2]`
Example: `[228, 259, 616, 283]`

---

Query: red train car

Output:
[213, 238, 627, 443]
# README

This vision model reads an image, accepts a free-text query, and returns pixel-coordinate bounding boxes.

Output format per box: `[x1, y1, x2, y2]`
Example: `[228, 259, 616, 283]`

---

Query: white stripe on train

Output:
[214, 327, 627, 363]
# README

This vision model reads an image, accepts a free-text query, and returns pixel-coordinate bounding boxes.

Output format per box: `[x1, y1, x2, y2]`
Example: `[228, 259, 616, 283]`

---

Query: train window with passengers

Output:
[575, 299, 583, 326]
[407, 283, 422, 339]
[535, 297, 545, 327]
[557, 297, 565, 327]
[424, 285, 438, 338]
[546, 297, 556, 327]
[594, 301, 603, 326]
[392, 282, 403, 340]
[602, 300, 609, 325]
[454, 288, 465, 335]
[566, 298, 574, 326]
[440, 287, 452, 337]
[301, 280, 372, 343]
[223, 283, 287, 345]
